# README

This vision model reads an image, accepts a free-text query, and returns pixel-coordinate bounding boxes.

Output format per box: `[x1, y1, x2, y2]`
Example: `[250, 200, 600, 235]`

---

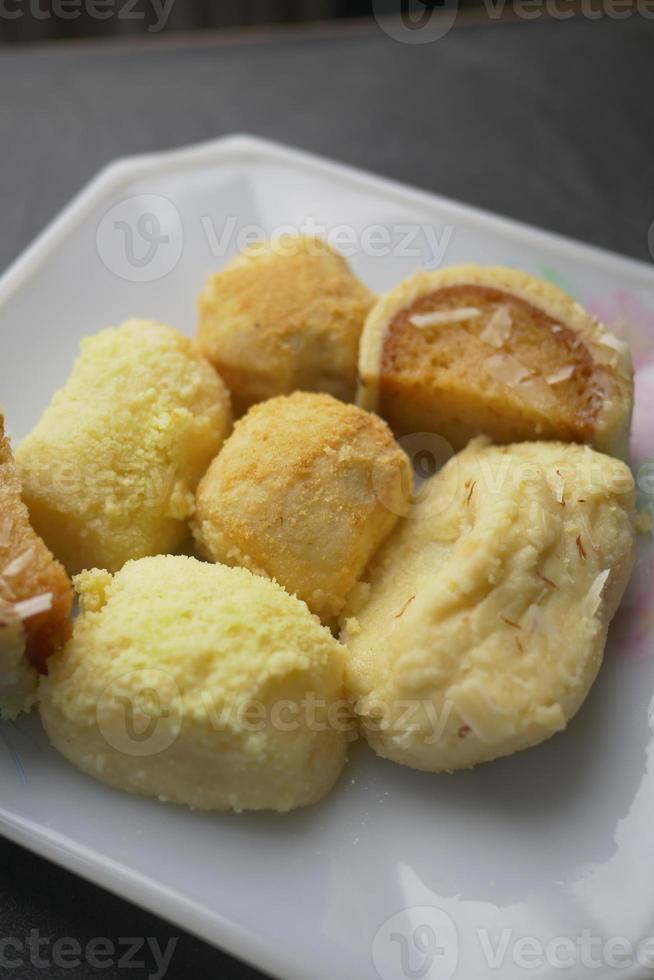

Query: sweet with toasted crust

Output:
[0, 415, 72, 719]
[358, 265, 633, 457]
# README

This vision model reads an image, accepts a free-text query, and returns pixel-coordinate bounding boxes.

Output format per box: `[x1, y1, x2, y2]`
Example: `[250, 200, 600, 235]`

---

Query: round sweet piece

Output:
[0, 415, 72, 720]
[358, 265, 633, 457]
[341, 438, 635, 772]
[16, 320, 232, 575]
[197, 235, 375, 415]
[39, 556, 348, 813]
[192, 392, 411, 623]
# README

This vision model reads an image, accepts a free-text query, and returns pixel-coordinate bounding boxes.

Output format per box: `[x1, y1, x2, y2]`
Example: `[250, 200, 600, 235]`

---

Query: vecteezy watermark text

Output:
[200, 215, 454, 270]
[0, 931, 177, 980]
[0, 0, 175, 32]
[95, 194, 456, 282]
[373, 0, 654, 44]
[373, 907, 654, 980]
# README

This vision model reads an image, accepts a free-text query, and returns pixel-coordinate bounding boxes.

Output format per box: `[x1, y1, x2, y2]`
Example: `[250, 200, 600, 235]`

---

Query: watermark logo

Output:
[96, 668, 183, 757]
[0, 0, 175, 32]
[372, 906, 459, 980]
[373, 0, 460, 43]
[373, 0, 654, 40]
[96, 194, 183, 282]
[95, 206, 454, 283]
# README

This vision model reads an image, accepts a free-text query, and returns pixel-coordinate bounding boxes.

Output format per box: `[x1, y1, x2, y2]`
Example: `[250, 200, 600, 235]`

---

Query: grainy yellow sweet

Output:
[16, 320, 232, 575]
[192, 392, 411, 623]
[39, 556, 348, 813]
[358, 266, 633, 457]
[197, 235, 375, 415]
[0, 415, 72, 719]
[341, 438, 635, 772]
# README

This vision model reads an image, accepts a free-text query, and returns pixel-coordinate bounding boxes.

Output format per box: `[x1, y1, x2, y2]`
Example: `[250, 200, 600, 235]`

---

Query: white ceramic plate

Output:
[1, 135, 654, 980]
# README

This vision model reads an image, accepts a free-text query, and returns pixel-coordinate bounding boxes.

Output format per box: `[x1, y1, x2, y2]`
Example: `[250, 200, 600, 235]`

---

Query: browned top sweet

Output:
[380, 284, 610, 442]
[0, 417, 72, 673]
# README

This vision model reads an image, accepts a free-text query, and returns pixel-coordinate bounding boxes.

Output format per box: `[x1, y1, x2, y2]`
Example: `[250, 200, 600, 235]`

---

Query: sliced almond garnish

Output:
[546, 365, 575, 385]
[598, 332, 627, 353]
[484, 353, 531, 387]
[3, 548, 35, 579]
[552, 469, 565, 504]
[480, 305, 512, 348]
[12, 592, 53, 621]
[523, 603, 556, 636]
[0, 518, 11, 549]
[579, 513, 598, 552]
[409, 307, 481, 328]
[584, 569, 610, 617]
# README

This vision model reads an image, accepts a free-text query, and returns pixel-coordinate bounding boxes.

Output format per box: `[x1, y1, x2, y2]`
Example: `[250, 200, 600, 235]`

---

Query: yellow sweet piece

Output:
[16, 320, 232, 575]
[341, 438, 635, 772]
[197, 235, 375, 415]
[39, 556, 348, 813]
[192, 392, 411, 623]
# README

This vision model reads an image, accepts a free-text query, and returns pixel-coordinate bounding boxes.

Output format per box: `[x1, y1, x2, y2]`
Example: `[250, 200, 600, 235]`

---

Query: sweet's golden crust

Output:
[16, 320, 232, 575]
[192, 392, 411, 622]
[341, 439, 635, 772]
[0, 416, 72, 719]
[40, 556, 348, 813]
[197, 236, 375, 415]
[358, 266, 633, 457]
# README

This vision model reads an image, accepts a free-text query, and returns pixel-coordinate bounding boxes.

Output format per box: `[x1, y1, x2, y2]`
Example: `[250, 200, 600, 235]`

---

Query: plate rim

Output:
[1, 133, 653, 310]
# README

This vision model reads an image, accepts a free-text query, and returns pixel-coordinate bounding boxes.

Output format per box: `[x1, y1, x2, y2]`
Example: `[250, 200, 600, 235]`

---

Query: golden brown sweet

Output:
[16, 319, 232, 575]
[192, 392, 411, 623]
[0, 415, 72, 719]
[358, 266, 633, 457]
[197, 235, 375, 415]
[40, 556, 348, 813]
[341, 438, 635, 772]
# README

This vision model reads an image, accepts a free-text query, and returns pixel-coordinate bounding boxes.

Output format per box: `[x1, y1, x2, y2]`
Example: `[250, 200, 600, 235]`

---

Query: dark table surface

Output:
[1, 13, 653, 980]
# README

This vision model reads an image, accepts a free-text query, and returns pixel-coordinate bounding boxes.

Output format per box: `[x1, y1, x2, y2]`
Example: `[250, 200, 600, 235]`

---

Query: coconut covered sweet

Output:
[39, 556, 349, 812]
[16, 320, 232, 574]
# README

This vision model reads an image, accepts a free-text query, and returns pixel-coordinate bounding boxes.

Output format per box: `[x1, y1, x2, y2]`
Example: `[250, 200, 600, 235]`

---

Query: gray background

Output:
[1, 14, 653, 980]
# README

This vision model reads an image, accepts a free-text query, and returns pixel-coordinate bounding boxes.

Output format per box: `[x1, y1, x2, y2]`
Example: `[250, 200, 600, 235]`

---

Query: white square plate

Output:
[1, 135, 654, 980]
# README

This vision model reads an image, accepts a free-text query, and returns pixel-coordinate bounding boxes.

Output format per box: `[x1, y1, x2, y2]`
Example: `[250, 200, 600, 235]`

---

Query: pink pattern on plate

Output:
[631, 364, 654, 465]
[587, 289, 654, 369]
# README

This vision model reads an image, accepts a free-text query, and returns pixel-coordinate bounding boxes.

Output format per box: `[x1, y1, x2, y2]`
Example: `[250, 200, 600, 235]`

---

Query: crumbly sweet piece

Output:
[39, 556, 348, 813]
[358, 266, 633, 457]
[192, 392, 411, 623]
[197, 235, 375, 415]
[16, 320, 232, 575]
[0, 416, 72, 719]
[340, 439, 635, 772]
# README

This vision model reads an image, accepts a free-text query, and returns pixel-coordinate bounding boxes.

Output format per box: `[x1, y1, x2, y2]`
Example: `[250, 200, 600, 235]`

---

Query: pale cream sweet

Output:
[39, 556, 349, 813]
[16, 320, 232, 575]
[341, 439, 635, 771]
[192, 392, 412, 623]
